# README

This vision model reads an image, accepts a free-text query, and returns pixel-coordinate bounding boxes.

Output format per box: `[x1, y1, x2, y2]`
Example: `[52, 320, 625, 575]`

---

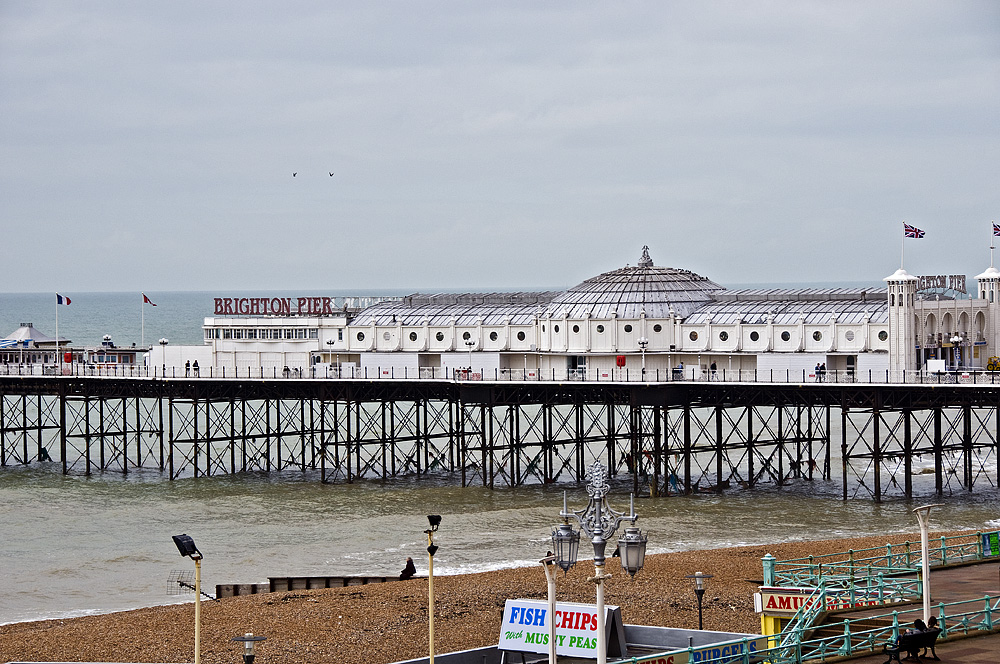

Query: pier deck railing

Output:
[770, 532, 991, 588]
[3, 363, 1000, 385]
[621, 593, 1000, 664]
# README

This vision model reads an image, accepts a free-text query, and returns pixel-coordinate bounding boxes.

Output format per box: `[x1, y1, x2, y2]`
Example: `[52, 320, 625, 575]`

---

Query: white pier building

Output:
[151, 247, 999, 381]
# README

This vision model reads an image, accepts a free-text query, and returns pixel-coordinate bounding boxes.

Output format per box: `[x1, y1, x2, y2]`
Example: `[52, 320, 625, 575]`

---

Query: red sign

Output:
[616, 355, 626, 367]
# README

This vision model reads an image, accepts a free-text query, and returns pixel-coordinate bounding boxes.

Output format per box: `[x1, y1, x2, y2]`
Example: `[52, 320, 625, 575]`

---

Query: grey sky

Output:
[2, 1, 998, 293]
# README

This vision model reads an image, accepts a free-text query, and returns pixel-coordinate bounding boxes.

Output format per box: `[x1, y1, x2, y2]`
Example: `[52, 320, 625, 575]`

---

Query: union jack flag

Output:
[993, 222, 1000, 237]
[904, 223, 925, 238]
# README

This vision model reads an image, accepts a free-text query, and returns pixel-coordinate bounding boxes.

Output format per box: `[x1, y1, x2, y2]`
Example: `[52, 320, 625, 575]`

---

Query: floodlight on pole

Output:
[173, 534, 203, 664]
[425, 515, 441, 664]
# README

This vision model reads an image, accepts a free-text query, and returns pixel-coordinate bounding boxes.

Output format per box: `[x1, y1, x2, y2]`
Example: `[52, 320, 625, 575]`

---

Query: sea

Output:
[1, 287, 997, 626]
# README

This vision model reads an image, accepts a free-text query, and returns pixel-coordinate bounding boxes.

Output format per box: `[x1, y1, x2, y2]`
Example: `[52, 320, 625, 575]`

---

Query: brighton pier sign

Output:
[213, 297, 340, 316]
[917, 274, 966, 294]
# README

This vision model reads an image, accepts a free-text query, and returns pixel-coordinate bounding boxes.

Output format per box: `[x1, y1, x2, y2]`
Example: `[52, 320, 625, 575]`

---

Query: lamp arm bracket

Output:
[588, 572, 613, 584]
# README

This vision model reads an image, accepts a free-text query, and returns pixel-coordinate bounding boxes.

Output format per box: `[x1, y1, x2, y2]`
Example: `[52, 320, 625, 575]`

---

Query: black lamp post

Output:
[231, 634, 266, 664]
[686, 571, 714, 630]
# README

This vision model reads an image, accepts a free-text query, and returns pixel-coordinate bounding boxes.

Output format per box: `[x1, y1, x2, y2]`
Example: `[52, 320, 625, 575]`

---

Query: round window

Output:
[689, 331, 698, 341]
[653, 324, 662, 333]
[813, 331, 822, 341]
[624, 324, 633, 333]
[383, 331, 391, 341]
[750, 331, 760, 342]
[553, 325, 560, 333]
[490, 331, 498, 341]
[845, 330, 855, 342]
[879, 330, 888, 342]
[409, 331, 418, 342]
[596, 325, 605, 333]
[719, 331, 729, 342]
[436, 332, 445, 342]
[462, 331, 471, 340]
[781, 331, 791, 342]
[572, 325, 579, 333]
[517, 331, 526, 341]
[356, 332, 365, 342]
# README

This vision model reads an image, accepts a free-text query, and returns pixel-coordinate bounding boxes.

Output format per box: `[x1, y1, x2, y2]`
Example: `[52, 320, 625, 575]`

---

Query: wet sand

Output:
[0, 531, 960, 664]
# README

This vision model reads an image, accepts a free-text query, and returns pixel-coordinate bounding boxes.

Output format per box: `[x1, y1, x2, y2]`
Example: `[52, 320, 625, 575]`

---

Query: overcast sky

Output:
[2, 1, 998, 293]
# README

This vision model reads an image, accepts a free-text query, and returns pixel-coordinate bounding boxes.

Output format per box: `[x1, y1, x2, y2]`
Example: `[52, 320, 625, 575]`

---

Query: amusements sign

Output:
[498, 599, 626, 658]
[754, 586, 901, 616]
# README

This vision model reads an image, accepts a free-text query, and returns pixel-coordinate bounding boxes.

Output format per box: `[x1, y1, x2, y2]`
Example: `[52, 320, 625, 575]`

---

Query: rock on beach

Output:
[0, 531, 958, 664]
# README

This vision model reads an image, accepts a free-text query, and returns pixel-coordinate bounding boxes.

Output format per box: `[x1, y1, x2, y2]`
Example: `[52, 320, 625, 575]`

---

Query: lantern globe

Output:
[618, 527, 647, 577]
[551, 523, 580, 573]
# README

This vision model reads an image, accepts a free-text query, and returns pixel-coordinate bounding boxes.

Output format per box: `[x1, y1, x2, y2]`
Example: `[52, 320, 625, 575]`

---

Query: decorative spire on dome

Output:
[638, 245, 653, 268]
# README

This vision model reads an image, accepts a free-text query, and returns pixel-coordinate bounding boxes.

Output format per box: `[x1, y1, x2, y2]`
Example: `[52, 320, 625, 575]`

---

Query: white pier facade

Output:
[138, 247, 1000, 382]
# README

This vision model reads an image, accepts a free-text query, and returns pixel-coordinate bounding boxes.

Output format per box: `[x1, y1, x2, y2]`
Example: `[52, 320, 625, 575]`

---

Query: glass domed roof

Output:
[547, 246, 725, 319]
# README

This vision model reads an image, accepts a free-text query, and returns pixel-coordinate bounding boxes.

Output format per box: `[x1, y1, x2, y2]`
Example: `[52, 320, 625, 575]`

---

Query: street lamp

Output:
[552, 462, 647, 664]
[159, 338, 169, 376]
[426, 515, 441, 664]
[172, 534, 203, 664]
[637, 337, 649, 377]
[685, 571, 714, 630]
[950, 334, 962, 370]
[465, 340, 475, 374]
[231, 634, 266, 664]
[325, 339, 335, 376]
[914, 504, 943, 623]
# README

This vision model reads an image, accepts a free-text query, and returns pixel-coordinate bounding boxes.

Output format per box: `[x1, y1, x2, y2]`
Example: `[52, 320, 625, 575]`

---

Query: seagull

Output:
[293, 172, 297, 177]
[329, 172, 335, 177]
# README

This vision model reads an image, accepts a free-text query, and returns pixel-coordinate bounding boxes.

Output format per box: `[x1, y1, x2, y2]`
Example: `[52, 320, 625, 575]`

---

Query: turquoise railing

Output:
[771, 532, 989, 587]
[620, 594, 1000, 664]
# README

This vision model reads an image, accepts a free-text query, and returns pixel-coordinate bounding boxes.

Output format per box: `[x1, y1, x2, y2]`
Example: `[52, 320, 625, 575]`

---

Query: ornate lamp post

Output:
[950, 334, 962, 370]
[637, 337, 648, 378]
[685, 571, 714, 629]
[552, 462, 647, 664]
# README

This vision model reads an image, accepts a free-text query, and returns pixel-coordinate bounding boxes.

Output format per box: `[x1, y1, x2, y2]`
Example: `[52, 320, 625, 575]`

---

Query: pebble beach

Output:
[0, 531, 963, 664]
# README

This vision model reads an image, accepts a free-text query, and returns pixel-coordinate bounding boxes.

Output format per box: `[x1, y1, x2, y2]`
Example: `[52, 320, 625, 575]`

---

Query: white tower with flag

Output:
[884, 269, 918, 376]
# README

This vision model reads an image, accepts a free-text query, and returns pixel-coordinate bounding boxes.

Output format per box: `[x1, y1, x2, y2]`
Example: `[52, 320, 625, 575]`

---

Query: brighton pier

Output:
[0, 373, 997, 502]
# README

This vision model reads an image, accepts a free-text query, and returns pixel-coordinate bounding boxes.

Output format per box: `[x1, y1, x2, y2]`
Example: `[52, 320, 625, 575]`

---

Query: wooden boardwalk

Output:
[828, 560, 1000, 663]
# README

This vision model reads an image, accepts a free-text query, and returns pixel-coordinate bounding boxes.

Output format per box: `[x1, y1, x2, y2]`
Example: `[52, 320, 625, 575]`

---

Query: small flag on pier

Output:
[143, 293, 157, 306]
[56, 293, 71, 305]
[993, 222, 1000, 237]
[904, 223, 925, 238]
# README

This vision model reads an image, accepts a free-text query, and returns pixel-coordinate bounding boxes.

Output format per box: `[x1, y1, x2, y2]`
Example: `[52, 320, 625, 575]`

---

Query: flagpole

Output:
[900, 221, 905, 270]
[55, 296, 59, 372]
[991, 221, 995, 269]
[141, 295, 145, 349]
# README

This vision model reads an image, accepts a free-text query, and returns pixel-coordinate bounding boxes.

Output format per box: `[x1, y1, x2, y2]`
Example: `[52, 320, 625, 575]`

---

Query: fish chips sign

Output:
[498, 599, 627, 658]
